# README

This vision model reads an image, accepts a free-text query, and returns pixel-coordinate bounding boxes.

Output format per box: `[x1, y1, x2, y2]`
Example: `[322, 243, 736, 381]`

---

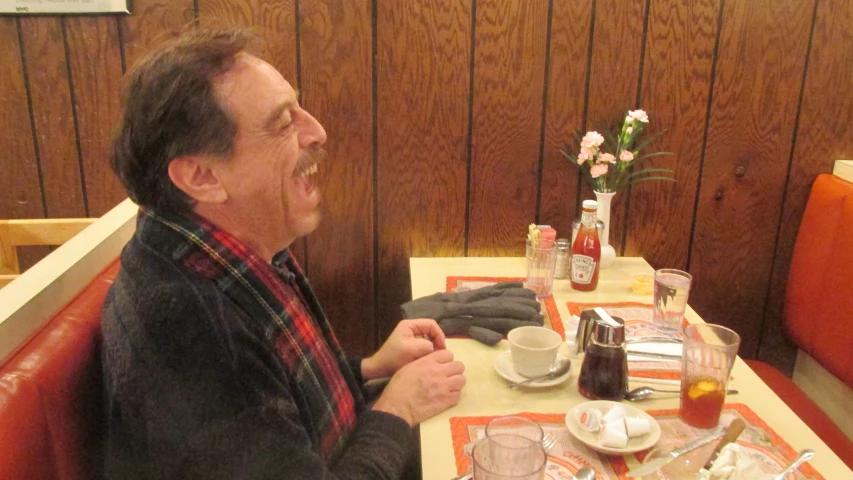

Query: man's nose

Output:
[298, 109, 327, 148]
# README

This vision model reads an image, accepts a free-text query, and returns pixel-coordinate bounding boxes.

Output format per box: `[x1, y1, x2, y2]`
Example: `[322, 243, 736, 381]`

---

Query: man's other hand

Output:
[361, 319, 446, 380]
[371, 349, 465, 427]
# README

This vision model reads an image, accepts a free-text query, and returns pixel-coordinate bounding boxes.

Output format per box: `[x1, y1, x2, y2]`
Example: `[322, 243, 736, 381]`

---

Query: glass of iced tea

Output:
[680, 324, 741, 429]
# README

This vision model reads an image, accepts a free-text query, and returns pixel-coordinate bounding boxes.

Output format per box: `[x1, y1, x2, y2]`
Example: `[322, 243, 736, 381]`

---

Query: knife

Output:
[626, 350, 682, 361]
[702, 418, 746, 469]
[625, 426, 726, 478]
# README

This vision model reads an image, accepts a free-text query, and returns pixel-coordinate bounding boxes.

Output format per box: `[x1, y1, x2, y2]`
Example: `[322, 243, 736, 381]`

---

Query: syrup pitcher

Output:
[577, 310, 628, 401]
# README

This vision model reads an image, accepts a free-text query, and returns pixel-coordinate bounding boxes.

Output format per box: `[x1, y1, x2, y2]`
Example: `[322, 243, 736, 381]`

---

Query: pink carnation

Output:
[581, 131, 605, 148]
[600, 153, 616, 164]
[628, 109, 649, 123]
[590, 163, 609, 178]
[620, 150, 634, 162]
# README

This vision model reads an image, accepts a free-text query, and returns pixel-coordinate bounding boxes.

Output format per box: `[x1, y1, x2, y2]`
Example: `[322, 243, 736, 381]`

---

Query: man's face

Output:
[211, 54, 327, 250]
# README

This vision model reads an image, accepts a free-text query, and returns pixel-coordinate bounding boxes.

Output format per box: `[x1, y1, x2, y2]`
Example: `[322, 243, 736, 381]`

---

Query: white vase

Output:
[594, 190, 617, 269]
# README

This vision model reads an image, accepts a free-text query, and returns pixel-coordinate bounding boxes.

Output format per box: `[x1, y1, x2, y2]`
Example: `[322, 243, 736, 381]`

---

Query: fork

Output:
[542, 433, 558, 452]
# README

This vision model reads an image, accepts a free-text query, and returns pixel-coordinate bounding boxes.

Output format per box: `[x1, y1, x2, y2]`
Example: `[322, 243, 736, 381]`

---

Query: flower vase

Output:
[594, 190, 617, 269]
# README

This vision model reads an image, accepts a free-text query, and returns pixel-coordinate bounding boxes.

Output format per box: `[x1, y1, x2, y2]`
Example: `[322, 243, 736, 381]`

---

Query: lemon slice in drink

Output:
[687, 380, 720, 400]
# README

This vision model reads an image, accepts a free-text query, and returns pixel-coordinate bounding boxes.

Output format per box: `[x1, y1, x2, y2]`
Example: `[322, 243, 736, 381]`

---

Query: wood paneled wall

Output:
[2, 0, 852, 368]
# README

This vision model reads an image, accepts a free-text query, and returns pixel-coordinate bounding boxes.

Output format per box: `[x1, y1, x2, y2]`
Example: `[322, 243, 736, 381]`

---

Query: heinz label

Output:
[572, 255, 596, 284]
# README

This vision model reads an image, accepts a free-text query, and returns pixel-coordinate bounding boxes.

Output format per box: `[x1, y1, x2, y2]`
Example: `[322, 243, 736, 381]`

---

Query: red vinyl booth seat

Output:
[745, 173, 853, 469]
[0, 261, 120, 480]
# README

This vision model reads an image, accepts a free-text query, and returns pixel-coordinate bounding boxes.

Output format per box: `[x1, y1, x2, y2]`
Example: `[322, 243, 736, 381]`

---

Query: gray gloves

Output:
[401, 282, 544, 346]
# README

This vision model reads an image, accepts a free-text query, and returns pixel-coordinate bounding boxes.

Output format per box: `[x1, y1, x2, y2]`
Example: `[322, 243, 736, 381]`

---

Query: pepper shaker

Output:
[554, 238, 571, 279]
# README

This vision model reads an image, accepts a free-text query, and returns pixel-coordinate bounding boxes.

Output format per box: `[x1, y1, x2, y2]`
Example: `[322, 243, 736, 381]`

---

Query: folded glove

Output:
[401, 282, 544, 346]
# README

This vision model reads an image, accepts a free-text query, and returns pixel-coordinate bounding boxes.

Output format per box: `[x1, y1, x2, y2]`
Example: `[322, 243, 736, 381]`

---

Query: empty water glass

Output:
[472, 434, 546, 479]
[485, 416, 544, 444]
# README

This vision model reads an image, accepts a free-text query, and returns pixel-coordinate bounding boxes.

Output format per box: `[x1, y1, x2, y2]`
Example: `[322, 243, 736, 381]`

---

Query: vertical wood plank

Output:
[299, 0, 375, 354]
[760, 0, 853, 370]
[582, 0, 646, 254]
[376, 1, 471, 337]
[19, 17, 86, 218]
[197, 0, 297, 87]
[690, 0, 813, 358]
[121, 0, 196, 69]
[623, 0, 719, 269]
[0, 18, 43, 222]
[468, 0, 549, 256]
[538, 1, 593, 237]
[65, 16, 126, 216]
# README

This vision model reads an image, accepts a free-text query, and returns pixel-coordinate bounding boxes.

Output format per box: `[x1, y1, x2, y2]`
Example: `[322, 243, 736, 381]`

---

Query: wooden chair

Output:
[0, 219, 96, 288]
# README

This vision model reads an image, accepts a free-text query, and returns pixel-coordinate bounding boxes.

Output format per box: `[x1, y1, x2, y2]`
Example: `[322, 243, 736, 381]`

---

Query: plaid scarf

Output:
[137, 208, 363, 460]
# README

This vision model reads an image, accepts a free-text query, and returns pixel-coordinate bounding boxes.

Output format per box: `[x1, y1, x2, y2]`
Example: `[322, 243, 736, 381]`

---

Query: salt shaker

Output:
[554, 238, 571, 279]
[577, 316, 628, 401]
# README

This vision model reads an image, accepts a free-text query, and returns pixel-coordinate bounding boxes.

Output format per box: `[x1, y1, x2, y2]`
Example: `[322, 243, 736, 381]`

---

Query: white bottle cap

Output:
[582, 200, 598, 210]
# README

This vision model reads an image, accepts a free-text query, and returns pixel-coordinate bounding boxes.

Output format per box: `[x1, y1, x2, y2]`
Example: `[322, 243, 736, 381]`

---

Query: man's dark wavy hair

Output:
[110, 26, 256, 214]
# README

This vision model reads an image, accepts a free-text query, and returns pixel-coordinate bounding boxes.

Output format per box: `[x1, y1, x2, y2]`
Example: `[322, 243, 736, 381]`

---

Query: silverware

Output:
[702, 418, 747, 469]
[626, 336, 682, 344]
[507, 359, 571, 389]
[573, 466, 596, 480]
[624, 426, 727, 477]
[624, 385, 738, 402]
[626, 350, 682, 361]
[542, 433, 557, 452]
[772, 449, 815, 480]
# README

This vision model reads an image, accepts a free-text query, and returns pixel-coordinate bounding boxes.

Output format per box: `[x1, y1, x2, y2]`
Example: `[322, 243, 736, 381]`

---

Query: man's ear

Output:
[168, 156, 228, 204]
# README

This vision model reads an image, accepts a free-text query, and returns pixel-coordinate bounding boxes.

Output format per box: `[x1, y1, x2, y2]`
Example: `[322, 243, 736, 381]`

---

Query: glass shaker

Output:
[577, 316, 628, 401]
[554, 238, 571, 279]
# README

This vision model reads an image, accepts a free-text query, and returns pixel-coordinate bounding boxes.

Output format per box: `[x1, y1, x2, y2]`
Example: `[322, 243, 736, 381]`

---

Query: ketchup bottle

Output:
[571, 200, 601, 291]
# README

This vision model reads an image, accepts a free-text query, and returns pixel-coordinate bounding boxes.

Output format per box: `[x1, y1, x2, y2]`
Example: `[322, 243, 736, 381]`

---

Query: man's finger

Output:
[406, 318, 447, 349]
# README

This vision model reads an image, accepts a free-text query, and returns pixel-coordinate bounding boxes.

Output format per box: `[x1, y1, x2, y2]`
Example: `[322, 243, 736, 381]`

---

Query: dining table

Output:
[410, 256, 853, 480]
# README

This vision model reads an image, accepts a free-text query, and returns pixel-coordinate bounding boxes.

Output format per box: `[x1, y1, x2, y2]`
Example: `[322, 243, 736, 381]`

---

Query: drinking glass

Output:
[680, 324, 741, 428]
[525, 239, 557, 298]
[472, 434, 546, 480]
[485, 416, 544, 444]
[652, 269, 693, 333]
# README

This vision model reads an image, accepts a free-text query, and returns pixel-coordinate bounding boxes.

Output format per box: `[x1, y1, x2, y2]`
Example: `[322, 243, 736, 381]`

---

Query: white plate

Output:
[493, 350, 572, 388]
[565, 400, 661, 455]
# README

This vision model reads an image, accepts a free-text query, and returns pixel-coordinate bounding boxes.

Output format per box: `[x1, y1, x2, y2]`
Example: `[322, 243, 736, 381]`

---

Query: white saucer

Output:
[493, 350, 572, 388]
[565, 400, 661, 455]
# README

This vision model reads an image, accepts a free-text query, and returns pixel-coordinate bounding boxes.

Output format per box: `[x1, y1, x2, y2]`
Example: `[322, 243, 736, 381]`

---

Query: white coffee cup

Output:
[507, 326, 563, 378]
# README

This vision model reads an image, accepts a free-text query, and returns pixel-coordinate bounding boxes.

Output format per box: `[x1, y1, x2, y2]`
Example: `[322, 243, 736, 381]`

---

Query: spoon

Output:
[624, 385, 738, 402]
[574, 466, 596, 480]
[508, 359, 571, 389]
[772, 449, 815, 480]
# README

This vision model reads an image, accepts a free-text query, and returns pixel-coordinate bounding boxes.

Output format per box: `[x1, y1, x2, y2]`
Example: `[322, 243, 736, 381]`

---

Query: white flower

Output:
[619, 150, 634, 162]
[627, 126, 634, 134]
[628, 109, 649, 123]
[581, 131, 605, 148]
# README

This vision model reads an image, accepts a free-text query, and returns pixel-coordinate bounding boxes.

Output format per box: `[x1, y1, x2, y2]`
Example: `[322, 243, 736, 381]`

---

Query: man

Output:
[102, 26, 465, 479]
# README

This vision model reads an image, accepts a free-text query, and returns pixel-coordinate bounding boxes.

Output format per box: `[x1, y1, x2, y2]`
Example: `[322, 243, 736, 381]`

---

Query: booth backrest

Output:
[785, 173, 853, 389]
[0, 261, 119, 480]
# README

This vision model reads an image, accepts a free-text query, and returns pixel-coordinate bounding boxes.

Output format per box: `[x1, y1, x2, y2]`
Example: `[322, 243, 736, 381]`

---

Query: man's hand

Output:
[371, 349, 465, 427]
[361, 319, 446, 380]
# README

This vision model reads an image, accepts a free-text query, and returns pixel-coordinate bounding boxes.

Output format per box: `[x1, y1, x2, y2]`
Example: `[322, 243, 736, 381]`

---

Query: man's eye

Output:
[280, 120, 293, 131]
